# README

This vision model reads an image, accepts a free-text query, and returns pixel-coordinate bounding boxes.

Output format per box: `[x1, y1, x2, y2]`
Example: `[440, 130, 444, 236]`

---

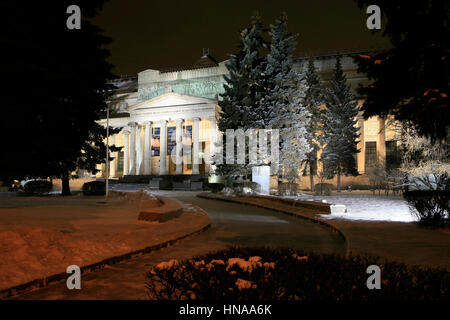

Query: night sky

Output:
[93, 0, 390, 76]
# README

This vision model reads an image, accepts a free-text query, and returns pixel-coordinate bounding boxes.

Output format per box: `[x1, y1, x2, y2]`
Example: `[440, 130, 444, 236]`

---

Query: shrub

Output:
[82, 180, 105, 196]
[145, 246, 450, 300]
[278, 182, 298, 196]
[23, 180, 52, 194]
[232, 181, 261, 195]
[403, 190, 450, 227]
[205, 183, 225, 193]
[314, 183, 334, 196]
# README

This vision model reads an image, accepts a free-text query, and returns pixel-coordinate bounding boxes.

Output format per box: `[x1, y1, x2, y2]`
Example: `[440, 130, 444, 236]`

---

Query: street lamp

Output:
[105, 104, 109, 201]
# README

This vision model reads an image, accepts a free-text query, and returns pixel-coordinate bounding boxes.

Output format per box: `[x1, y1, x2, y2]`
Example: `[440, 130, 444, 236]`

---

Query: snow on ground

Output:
[285, 193, 417, 223]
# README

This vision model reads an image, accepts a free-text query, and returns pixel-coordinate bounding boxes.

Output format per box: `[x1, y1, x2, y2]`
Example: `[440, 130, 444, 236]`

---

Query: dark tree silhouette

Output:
[354, 0, 449, 141]
[0, 1, 120, 195]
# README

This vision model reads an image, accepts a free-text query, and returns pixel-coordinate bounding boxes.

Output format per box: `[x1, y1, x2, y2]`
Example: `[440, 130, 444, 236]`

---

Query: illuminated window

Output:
[117, 151, 124, 171]
[386, 140, 401, 171]
[152, 127, 160, 156]
[365, 141, 377, 170]
[167, 126, 176, 155]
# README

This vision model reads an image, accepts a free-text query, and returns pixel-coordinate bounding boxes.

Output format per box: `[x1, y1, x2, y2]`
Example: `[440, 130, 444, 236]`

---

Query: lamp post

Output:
[105, 104, 109, 201]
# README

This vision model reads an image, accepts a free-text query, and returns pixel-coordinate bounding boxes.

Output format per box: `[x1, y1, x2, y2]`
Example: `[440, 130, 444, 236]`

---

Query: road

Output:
[12, 191, 346, 299]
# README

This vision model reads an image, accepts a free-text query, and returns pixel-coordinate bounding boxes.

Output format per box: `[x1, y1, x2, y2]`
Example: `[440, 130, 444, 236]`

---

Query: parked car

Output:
[21, 179, 53, 195]
[8, 180, 23, 191]
[82, 180, 106, 196]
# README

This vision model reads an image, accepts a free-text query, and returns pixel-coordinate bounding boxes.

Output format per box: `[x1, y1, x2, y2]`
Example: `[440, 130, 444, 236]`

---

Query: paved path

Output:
[11, 191, 345, 299]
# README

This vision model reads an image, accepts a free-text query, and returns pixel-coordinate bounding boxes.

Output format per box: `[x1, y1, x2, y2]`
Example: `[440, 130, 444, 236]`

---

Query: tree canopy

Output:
[354, 0, 449, 141]
[321, 57, 360, 191]
[0, 1, 119, 194]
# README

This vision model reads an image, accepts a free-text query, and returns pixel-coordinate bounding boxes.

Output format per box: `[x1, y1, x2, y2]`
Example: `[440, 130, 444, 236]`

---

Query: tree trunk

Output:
[337, 167, 341, 192]
[61, 172, 71, 196]
[309, 165, 314, 192]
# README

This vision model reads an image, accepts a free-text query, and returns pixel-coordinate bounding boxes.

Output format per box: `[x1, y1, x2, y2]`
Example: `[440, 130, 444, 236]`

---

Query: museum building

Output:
[97, 50, 401, 187]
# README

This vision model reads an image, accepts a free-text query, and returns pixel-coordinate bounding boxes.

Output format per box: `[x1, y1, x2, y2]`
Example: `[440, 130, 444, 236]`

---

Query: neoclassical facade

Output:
[98, 54, 227, 178]
[98, 51, 401, 185]
[99, 92, 219, 177]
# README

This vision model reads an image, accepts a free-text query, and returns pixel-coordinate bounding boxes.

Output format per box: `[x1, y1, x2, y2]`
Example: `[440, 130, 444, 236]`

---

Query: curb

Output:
[198, 193, 350, 256]
[0, 218, 211, 300]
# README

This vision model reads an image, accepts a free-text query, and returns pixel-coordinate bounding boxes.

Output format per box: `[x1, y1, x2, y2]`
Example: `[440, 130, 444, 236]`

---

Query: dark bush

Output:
[82, 180, 105, 196]
[205, 183, 225, 193]
[278, 182, 298, 196]
[314, 183, 334, 196]
[232, 181, 261, 195]
[403, 190, 450, 227]
[23, 180, 52, 194]
[145, 246, 450, 300]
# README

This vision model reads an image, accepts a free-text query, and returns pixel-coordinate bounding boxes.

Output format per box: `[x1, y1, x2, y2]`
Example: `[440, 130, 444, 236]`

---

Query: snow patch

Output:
[285, 194, 417, 222]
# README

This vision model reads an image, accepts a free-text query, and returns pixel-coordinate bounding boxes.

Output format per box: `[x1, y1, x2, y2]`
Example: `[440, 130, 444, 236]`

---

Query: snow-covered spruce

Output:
[302, 57, 325, 191]
[262, 13, 311, 181]
[321, 56, 360, 191]
[216, 15, 267, 180]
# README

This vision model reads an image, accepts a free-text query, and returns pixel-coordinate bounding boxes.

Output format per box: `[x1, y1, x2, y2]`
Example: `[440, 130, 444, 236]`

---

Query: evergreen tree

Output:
[262, 12, 297, 128]
[302, 57, 324, 191]
[354, 0, 449, 141]
[216, 15, 267, 181]
[279, 74, 311, 182]
[262, 13, 310, 181]
[239, 14, 268, 130]
[0, 1, 120, 195]
[218, 50, 247, 132]
[321, 57, 360, 191]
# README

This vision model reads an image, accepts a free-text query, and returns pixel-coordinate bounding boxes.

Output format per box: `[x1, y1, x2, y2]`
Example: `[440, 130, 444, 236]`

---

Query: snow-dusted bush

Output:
[404, 190, 450, 227]
[314, 183, 333, 196]
[399, 124, 449, 191]
[366, 162, 388, 195]
[229, 181, 261, 196]
[220, 187, 235, 197]
[145, 246, 450, 300]
[204, 183, 225, 193]
[398, 125, 449, 225]
[277, 182, 298, 196]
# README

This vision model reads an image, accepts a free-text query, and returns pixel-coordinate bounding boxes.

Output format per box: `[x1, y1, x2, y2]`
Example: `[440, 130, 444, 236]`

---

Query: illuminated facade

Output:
[99, 51, 401, 188]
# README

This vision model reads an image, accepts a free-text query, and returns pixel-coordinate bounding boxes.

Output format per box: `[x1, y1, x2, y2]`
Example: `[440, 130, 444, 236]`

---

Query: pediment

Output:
[127, 92, 216, 111]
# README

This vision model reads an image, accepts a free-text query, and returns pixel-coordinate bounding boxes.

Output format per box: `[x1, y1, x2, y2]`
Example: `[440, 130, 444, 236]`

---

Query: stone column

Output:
[378, 117, 386, 165]
[159, 120, 168, 175]
[122, 127, 130, 176]
[128, 122, 136, 175]
[175, 118, 183, 174]
[109, 135, 117, 178]
[357, 117, 365, 174]
[136, 124, 143, 175]
[144, 121, 152, 175]
[192, 117, 200, 174]
[208, 116, 217, 173]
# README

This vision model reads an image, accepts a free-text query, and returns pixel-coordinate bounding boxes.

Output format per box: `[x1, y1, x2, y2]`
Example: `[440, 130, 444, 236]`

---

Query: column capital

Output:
[175, 118, 184, 124]
[144, 121, 153, 126]
[128, 121, 137, 127]
[208, 115, 216, 121]
[122, 127, 131, 134]
[192, 117, 201, 122]
[160, 119, 168, 126]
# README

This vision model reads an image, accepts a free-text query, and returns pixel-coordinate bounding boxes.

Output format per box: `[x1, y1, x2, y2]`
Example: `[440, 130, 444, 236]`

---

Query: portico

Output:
[104, 92, 219, 177]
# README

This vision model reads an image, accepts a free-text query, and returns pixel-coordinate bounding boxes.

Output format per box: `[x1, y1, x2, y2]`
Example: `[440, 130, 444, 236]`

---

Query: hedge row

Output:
[145, 246, 450, 300]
